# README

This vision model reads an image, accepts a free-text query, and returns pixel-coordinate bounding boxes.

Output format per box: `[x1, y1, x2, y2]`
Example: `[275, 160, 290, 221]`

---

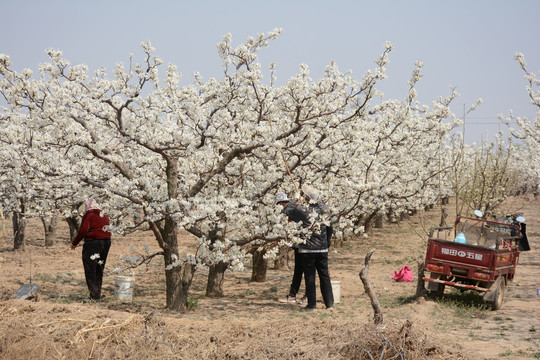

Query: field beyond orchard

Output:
[1, 196, 539, 359]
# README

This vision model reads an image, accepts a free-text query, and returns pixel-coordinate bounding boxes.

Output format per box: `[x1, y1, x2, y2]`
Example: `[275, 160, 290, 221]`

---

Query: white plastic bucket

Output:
[331, 280, 341, 303]
[114, 276, 135, 302]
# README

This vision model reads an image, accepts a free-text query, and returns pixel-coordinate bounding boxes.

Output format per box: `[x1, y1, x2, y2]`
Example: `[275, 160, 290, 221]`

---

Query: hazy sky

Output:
[1, 0, 538, 144]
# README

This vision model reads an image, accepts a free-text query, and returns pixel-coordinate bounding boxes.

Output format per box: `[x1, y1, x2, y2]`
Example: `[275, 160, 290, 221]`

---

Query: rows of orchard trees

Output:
[1, 30, 538, 310]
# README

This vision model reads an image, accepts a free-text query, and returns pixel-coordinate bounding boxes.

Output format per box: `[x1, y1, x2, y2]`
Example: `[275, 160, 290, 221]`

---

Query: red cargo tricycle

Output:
[423, 212, 527, 310]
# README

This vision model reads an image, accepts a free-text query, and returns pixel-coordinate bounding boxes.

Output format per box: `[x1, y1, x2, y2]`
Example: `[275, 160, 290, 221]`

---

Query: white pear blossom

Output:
[2, 30, 530, 309]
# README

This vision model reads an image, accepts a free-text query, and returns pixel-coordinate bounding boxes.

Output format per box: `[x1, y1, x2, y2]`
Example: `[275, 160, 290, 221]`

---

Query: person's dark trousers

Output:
[82, 238, 111, 300]
[301, 252, 334, 309]
[288, 247, 304, 297]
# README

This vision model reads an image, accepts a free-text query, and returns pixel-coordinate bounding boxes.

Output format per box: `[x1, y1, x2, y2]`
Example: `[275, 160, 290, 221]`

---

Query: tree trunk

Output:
[41, 215, 58, 247]
[363, 215, 374, 233]
[179, 263, 196, 308]
[439, 207, 448, 227]
[160, 217, 195, 310]
[272, 245, 289, 270]
[65, 216, 81, 244]
[415, 256, 427, 298]
[205, 218, 229, 297]
[65, 202, 84, 243]
[362, 212, 378, 233]
[251, 248, 268, 282]
[206, 261, 228, 297]
[0, 208, 5, 248]
[158, 156, 196, 311]
[333, 236, 344, 248]
[359, 249, 383, 325]
[374, 214, 384, 228]
[387, 211, 398, 223]
[13, 211, 26, 251]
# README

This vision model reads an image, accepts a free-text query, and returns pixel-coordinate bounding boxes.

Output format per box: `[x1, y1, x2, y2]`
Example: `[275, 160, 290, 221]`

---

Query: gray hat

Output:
[275, 193, 289, 204]
[301, 184, 319, 202]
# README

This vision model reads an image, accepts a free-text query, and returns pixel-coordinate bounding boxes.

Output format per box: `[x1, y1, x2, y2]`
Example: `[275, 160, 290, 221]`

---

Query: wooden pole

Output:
[359, 249, 383, 325]
[279, 147, 300, 196]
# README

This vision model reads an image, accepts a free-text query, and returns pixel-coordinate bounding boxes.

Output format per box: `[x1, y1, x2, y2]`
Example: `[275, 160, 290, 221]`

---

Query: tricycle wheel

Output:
[433, 283, 445, 297]
[427, 273, 445, 297]
[491, 277, 506, 310]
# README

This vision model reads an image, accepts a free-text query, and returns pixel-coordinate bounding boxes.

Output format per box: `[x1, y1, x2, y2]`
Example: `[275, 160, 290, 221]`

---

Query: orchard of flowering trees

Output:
[1, 30, 538, 310]
[500, 53, 540, 196]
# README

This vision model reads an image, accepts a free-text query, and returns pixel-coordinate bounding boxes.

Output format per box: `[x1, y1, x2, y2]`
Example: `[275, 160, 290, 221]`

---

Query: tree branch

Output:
[359, 249, 383, 325]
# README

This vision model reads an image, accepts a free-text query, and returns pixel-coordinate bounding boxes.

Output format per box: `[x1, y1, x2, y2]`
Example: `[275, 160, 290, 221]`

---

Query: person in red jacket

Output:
[70, 198, 112, 302]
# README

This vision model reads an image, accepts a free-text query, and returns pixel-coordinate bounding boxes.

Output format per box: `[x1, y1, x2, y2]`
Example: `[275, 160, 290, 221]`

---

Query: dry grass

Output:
[1, 195, 539, 359]
[0, 300, 463, 359]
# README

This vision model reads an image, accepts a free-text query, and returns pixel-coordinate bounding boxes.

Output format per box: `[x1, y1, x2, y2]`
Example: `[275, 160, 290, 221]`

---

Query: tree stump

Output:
[359, 249, 383, 325]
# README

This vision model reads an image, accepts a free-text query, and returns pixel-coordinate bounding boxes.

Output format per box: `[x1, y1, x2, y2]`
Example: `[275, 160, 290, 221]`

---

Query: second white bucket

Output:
[114, 275, 135, 302]
[331, 280, 341, 303]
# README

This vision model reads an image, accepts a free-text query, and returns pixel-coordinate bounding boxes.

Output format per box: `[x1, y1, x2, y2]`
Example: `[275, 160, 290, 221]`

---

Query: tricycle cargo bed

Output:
[423, 216, 523, 310]
[424, 238, 518, 281]
[426, 239, 494, 267]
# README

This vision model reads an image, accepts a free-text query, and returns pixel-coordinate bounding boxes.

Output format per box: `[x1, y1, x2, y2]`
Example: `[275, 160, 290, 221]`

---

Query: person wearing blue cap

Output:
[295, 184, 334, 311]
[277, 185, 334, 311]
[276, 193, 306, 304]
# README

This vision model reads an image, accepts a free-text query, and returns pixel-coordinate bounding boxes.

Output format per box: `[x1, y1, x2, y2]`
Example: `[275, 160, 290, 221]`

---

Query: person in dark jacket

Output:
[276, 193, 306, 304]
[282, 185, 334, 311]
[70, 198, 111, 301]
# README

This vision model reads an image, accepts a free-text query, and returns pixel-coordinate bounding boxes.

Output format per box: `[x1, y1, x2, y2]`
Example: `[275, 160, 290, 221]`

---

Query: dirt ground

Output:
[0, 195, 539, 359]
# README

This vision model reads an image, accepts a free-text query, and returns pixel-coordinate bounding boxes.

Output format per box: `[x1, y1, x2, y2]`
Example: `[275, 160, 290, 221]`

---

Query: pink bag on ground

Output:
[391, 266, 413, 282]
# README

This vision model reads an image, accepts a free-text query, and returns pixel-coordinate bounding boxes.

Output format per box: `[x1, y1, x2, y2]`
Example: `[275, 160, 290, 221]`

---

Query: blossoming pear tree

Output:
[1, 29, 475, 309]
[0, 113, 32, 250]
[455, 135, 516, 216]
[500, 53, 540, 143]
[0, 86, 92, 248]
[499, 53, 540, 195]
